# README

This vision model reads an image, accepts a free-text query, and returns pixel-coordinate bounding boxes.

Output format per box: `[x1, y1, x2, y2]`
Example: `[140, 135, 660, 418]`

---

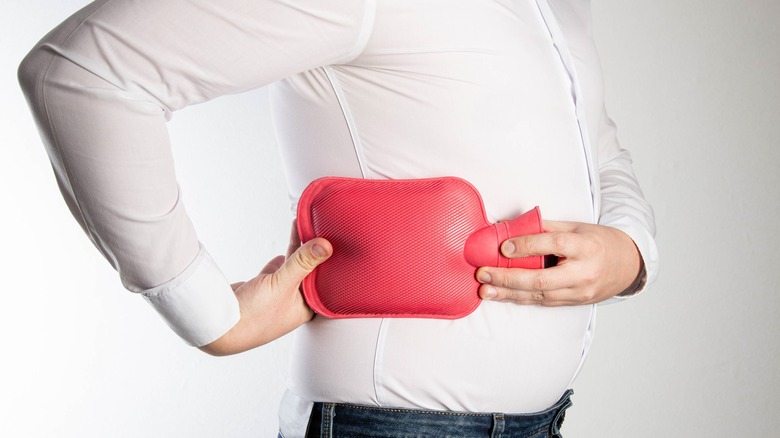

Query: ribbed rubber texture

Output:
[297, 177, 487, 319]
[297, 177, 546, 319]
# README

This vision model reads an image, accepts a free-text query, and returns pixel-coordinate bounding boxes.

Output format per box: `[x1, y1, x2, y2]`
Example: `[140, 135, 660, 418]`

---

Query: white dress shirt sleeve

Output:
[596, 105, 660, 299]
[18, 0, 374, 346]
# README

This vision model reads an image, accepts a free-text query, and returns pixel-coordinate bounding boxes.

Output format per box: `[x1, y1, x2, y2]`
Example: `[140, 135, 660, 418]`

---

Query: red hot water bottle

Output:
[296, 177, 549, 319]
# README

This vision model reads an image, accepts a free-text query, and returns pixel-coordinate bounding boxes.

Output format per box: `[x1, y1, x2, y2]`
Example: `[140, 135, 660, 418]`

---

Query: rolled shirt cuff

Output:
[140, 244, 240, 346]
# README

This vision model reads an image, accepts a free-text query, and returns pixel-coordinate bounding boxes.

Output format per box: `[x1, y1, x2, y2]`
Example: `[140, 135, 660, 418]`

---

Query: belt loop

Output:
[491, 413, 505, 438]
[321, 403, 336, 438]
[305, 402, 336, 438]
[550, 391, 574, 437]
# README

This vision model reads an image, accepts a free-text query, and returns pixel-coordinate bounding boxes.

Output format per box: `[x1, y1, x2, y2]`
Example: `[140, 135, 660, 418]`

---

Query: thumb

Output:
[274, 237, 332, 287]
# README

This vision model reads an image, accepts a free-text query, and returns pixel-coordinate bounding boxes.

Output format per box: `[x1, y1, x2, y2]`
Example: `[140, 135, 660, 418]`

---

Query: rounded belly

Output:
[288, 300, 594, 413]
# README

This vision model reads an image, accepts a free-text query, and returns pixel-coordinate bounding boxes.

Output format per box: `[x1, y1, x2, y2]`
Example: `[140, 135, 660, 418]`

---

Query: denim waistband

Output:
[304, 389, 573, 438]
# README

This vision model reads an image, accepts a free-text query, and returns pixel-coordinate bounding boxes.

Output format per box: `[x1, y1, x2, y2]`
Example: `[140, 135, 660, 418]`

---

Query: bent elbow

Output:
[18, 45, 49, 106]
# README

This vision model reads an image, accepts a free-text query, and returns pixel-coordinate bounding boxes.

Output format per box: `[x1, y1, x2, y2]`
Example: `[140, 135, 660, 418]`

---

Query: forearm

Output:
[18, 0, 368, 345]
[596, 110, 659, 297]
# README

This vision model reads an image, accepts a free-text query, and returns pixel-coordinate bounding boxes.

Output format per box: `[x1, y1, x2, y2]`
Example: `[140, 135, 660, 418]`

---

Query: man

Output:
[19, 0, 658, 436]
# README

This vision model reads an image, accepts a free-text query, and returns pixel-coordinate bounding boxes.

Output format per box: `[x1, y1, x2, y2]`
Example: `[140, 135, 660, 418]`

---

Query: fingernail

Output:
[311, 244, 326, 258]
[484, 286, 497, 299]
[502, 241, 515, 255]
[477, 271, 491, 283]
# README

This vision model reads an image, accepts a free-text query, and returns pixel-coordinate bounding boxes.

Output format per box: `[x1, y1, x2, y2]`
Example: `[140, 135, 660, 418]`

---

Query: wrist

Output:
[618, 255, 646, 297]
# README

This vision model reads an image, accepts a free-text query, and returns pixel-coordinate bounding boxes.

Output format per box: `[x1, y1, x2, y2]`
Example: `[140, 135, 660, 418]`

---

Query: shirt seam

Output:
[323, 66, 369, 177]
[534, 0, 599, 222]
[373, 318, 390, 406]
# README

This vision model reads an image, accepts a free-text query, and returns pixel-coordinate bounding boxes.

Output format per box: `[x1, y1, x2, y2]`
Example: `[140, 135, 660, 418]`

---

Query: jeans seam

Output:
[323, 403, 334, 438]
[329, 404, 496, 418]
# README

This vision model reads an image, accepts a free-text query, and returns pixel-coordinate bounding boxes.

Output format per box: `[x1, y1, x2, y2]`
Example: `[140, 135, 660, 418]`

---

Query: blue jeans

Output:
[295, 390, 572, 438]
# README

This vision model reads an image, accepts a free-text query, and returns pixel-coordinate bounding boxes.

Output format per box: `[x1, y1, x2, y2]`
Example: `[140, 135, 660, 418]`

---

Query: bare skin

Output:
[476, 220, 643, 306]
[199, 223, 331, 356]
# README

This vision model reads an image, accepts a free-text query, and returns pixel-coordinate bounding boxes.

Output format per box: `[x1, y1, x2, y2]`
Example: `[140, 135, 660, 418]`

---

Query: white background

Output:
[2, 1, 778, 436]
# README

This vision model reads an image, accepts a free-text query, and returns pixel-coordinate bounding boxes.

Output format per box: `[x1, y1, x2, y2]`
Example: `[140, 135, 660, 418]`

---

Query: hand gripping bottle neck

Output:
[463, 206, 546, 270]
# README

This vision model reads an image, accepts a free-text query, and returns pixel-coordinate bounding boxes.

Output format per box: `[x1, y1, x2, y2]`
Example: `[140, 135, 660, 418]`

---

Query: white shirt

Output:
[19, 0, 658, 435]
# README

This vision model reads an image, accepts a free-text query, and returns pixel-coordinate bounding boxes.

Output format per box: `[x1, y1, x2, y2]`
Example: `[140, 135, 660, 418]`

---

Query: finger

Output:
[501, 229, 582, 259]
[479, 284, 577, 306]
[476, 265, 569, 295]
[540, 220, 577, 232]
[259, 255, 286, 275]
[287, 219, 301, 258]
[274, 237, 332, 287]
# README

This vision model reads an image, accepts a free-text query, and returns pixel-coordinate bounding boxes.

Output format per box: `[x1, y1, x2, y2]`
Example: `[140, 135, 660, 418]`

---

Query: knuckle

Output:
[292, 250, 317, 272]
[582, 271, 599, 286]
[522, 237, 537, 256]
[498, 272, 513, 289]
[504, 288, 522, 303]
[552, 232, 570, 253]
[532, 273, 549, 291]
[580, 289, 598, 303]
[589, 239, 605, 258]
